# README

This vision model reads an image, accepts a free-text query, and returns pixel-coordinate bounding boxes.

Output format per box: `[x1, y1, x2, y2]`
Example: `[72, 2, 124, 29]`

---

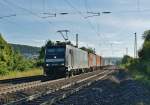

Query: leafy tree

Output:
[139, 30, 150, 60]
[0, 34, 35, 74]
[142, 30, 150, 41]
[80, 47, 96, 54]
[121, 55, 132, 64]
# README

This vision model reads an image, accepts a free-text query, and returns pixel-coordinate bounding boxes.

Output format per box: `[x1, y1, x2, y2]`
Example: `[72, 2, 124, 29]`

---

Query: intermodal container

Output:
[88, 53, 96, 67]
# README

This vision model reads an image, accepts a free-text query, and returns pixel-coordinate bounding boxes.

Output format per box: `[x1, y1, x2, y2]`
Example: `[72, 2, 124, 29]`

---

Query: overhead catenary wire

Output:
[63, 0, 85, 17]
[63, 0, 109, 45]
[83, 1, 112, 45]
[83, 0, 107, 45]
[2, 0, 52, 24]
[0, 14, 16, 19]
[63, 0, 115, 56]
[84, 0, 88, 12]
[137, 0, 140, 12]
[83, 0, 113, 47]
[43, 0, 46, 13]
[3, 0, 40, 18]
[0, 1, 16, 13]
[83, 0, 118, 56]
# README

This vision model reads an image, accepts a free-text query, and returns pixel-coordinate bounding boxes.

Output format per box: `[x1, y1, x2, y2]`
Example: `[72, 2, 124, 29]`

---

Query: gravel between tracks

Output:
[56, 70, 150, 105]
[0, 70, 107, 105]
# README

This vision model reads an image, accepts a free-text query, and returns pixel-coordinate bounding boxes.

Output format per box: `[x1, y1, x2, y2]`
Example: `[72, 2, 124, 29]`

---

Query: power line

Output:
[63, 0, 85, 17]
[137, 0, 140, 12]
[63, 0, 114, 56]
[96, 23, 110, 46]
[0, 14, 16, 19]
[0, 1, 15, 13]
[43, 0, 46, 13]
[83, 0, 110, 46]
[0, 18, 20, 26]
[3, 0, 52, 24]
[82, 0, 112, 47]
[63, 0, 108, 42]
[84, 0, 88, 12]
[3, 0, 39, 17]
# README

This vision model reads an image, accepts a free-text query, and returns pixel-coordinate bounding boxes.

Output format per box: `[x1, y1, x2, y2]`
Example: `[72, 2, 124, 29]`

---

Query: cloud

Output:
[32, 39, 45, 43]
[30, 39, 46, 47]
[110, 41, 124, 45]
[71, 40, 95, 48]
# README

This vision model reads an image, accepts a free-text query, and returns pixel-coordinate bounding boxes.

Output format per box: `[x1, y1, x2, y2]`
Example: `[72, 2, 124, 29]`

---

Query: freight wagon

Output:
[88, 53, 96, 71]
[43, 44, 104, 77]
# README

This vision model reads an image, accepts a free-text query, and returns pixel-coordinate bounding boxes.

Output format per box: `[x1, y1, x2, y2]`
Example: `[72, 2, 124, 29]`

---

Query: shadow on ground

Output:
[56, 70, 150, 105]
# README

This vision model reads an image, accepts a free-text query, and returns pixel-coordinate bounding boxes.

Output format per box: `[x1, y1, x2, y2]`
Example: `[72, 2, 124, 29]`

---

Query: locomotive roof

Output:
[46, 44, 75, 48]
[46, 44, 102, 57]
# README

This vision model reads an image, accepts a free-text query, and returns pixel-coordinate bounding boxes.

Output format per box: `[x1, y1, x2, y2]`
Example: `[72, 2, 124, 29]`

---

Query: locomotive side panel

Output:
[66, 45, 88, 71]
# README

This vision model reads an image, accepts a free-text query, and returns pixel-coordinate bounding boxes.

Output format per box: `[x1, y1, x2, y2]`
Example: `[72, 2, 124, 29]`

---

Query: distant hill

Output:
[104, 57, 122, 65]
[10, 44, 41, 58]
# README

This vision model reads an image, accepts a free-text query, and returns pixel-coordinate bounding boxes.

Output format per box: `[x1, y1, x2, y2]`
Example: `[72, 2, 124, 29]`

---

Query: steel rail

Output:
[5, 70, 114, 105]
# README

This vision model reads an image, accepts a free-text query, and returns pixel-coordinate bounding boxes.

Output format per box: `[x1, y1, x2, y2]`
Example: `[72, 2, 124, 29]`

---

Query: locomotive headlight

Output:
[60, 63, 64, 66]
[46, 64, 49, 67]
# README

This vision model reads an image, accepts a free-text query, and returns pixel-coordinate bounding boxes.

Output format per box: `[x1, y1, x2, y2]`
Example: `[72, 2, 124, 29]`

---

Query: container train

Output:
[43, 44, 104, 77]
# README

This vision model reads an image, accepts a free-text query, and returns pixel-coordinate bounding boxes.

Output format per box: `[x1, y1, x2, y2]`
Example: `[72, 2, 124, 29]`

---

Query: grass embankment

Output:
[0, 68, 43, 80]
[130, 70, 150, 87]
[120, 65, 150, 87]
[120, 64, 150, 87]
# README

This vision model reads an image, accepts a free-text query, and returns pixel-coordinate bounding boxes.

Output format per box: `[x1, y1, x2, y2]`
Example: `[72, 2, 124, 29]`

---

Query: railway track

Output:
[27, 70, 113, 105]
[0, 66, 117, 105]
[0, 80, 42, 95]
[0, 75, 44, 84]
[0, 70, 112, 105]
[0, 75, 47, 89]
[0, 70, 105, 95]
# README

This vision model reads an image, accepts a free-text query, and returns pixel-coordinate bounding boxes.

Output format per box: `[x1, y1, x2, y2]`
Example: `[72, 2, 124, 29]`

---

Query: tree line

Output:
[121, 30, 150, 85]
[0, 34, 96, 75]
[0, 34, 36, 75]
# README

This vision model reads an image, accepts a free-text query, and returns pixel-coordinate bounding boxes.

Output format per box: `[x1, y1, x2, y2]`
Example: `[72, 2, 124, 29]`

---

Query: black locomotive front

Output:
[43, 46, 66, 77]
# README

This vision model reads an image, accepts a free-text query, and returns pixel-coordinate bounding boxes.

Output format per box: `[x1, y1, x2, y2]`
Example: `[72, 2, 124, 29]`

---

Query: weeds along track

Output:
[0, 69, 115, 105]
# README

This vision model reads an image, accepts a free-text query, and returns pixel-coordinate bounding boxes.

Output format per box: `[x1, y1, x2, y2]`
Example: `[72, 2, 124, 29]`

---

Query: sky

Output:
[0, 0, 150, 57]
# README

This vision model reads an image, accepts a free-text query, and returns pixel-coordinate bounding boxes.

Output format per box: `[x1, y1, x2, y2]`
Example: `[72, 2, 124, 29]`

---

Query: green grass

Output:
[129, 69, 150, 88]
[0, 68, 43, 80]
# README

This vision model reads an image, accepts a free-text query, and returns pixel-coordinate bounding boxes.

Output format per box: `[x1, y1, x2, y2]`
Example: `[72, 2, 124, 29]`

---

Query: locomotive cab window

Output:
[45, 47, 66, 66]
[47, 49, 55, 53]
[46, 48, 65, 54]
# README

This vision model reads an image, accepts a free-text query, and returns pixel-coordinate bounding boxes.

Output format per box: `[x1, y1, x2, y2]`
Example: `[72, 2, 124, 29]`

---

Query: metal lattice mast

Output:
[134, 32, 138, 58]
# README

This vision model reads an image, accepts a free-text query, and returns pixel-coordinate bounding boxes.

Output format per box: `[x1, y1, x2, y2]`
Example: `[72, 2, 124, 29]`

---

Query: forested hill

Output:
[0, 34, 35, 74]
[10, 44, 40, 55]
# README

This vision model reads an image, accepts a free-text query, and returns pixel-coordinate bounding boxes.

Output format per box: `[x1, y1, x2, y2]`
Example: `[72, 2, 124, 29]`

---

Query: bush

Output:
[36, 59, 44, 67]
[0, 34, 37, 75]
[120, 30, 150, 86]
[0, 62, 9, 75]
